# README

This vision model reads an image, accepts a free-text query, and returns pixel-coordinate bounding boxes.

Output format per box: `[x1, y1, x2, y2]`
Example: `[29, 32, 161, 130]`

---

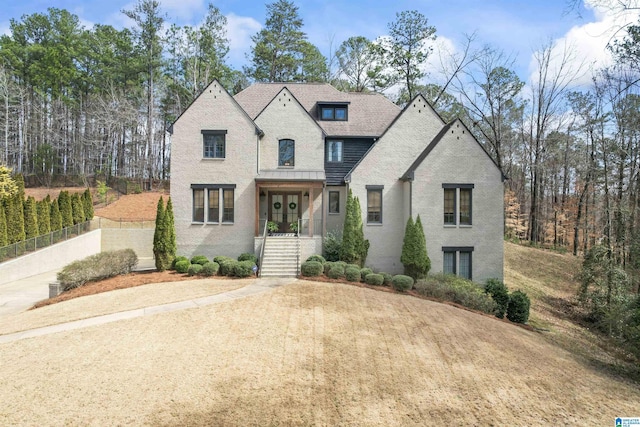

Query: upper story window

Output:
[318, 102, 349, 121]
[201, 130, 227, 159]
[442, 184, 474, 226]
[366, 185, 383, 224]
[279, 139, 295, 167]
[327, 140, 343, 162]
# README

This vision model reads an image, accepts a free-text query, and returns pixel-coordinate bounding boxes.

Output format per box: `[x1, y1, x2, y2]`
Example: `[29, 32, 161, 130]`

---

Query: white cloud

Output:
[161, 0, 205, 22]
[226, 13, 261, 68]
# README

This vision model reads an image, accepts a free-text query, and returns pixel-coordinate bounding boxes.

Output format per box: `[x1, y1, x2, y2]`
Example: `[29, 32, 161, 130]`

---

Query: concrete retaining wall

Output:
[0, 230, 102, 286]
[101, 228, 155, 269]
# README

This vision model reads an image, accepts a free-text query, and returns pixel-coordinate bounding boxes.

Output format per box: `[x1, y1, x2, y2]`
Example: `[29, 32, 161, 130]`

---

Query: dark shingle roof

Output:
[234, 83, 400, 137]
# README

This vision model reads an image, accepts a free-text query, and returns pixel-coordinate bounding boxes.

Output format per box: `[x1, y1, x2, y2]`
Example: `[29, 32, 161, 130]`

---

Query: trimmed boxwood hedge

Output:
[200, 261, 219, 276]
[381, 272, 393, 286]
[57, 249, 138, 291]
[345, 266, 361, 282]
[328, 265, 345, 279]
[190, 255, 209, 266]
[392, 275, 414, 292]
[232, 260, 256, 278]
[188, 264, 203, 276]
[171, 256, 189, 270]
[301, 261, 323, 276]
[238, 253, 258, 264]
[306, 254, 326, 264]
[175, 260, 190, 274]
[360, 267, 373, 281]
[365, 273, 384, 286]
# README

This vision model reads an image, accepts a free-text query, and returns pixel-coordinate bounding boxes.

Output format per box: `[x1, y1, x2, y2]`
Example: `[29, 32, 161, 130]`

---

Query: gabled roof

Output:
[401, 118, 507, 181]
[254, 86, 326, 137]
[234, 83, 400, 137]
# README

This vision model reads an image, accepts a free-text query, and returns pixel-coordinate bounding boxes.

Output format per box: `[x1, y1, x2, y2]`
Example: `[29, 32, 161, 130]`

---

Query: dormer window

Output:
[318, 102, 349, 121]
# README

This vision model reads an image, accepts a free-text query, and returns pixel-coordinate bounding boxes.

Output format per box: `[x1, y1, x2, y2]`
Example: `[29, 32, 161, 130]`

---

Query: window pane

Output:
[193, 189, 204, 222]
[444, 188, 455, 224]
[279, 139, 295, 166]
[203, 134, 225, 158]
[459, 189, 471, 225]
[443, 251, 455, 275]
[215, 135, 225, 158]
[459, 251, 471, 279]
[367, 189, 382, 223]
[222, 189, 234, 222]
[335, 108, 346, 120]
[321, 108, 333, 120]
[208, 189, 219, 222]
[327, 140, 342, 162]
[329, 191, 339, 213]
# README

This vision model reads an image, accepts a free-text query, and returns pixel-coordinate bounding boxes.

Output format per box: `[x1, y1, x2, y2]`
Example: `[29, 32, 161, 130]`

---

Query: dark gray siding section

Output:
[325, 138, 375, 185]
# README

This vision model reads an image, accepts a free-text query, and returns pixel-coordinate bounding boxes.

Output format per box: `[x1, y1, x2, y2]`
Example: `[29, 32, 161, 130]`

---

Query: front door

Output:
[269, 192, 300, 233]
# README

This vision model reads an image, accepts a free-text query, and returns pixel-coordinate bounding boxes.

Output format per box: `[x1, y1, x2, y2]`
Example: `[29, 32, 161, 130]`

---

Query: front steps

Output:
[259, 236, 300, 278]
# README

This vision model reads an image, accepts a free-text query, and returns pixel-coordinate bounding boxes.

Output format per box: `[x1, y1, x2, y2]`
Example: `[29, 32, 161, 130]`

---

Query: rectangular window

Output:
[442, 247, 474, 280]
[366, 186, 383, 223]
[444, 188, 456, 225]
[328, 191, 340, 214]
[443, 251, 456, 275]
[327, 140, 343, 162]
[202, 130, 226, 159]
[222, 189, 234, 222]
[193, 189, 205, 222]
[321, 107, 334, 120]
[459, 251, 472, 280]
[459, 188, 472, 225]
[319, 104, 348, 121]
[443, 184, 473, 226]
[207, 189, 219, 223]
[279, 139, 295, 167]
[335, 108, 347, 120]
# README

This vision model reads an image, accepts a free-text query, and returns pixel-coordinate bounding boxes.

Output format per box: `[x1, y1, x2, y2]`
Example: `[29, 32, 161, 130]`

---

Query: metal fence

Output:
[90, 217, 155, 229]
[0, 221, 91, 263]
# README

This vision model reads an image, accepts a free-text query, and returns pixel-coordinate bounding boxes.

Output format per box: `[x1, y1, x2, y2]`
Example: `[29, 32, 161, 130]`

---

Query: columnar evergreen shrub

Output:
[71, 192, 85, 224]
[485, 279, 510, 318]
[36, 200, 51, 236]
[0, 204, 7, 247]
[164, 197, 176, 265]
[306, 254, 326, 264]
[200, 261, 220, 276]
[507, 290, 531, 324]
[190, 255, 209, 265]
[58, 191, 73, 228]
[175, 259, 190, 274]
[0, 166, 18, 199]
[360, 267, 373, 281]
[238, 252, 258, 263]
[392, 275, 414, 292]
[24, 196, 39, 239]
[6, 194, 25, 244]
[401, 215, 430, 280]
[49, 199, 63, 231]
[188, 264, 203, 276]
[301, 261, 323, 276]
[340, 190, 369, 266]
[153, 197, 170, 271]
[82, 188, 94, 220]
[57, 249, 138, 291]
[365, 273, 384, 286]
[345, 265, 361, 281]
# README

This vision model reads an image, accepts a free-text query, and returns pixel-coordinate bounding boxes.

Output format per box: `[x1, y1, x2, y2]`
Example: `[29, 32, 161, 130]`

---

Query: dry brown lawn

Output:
[0, 280, 638, 426]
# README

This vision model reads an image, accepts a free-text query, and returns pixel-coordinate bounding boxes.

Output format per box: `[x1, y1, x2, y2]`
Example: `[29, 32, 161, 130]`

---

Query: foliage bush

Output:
[171, 256, 189, 270]
[232, 260, 256, 278]
[175, 260, 191, 274]
[507, 290, 531, 324]
[238, 252, 258, 264]
[323, 230, 342, 262]
[345, 265, 361, 282]
[381, 272, 393, 286]
[328, 265, 345, 279]
[301, 261, 323, 277]
[415, 274, 497, 314]
[200, 261, 220, 276]
[306, 254, 326, 264]
[188, 263, 203, 276]
[484, 278, 510, 318]
[392, 275, 414, 292]
[214, 256, 236, 276]
[360, 267, 373, 281]
[57, 249, 138, 291]
[365, 273, 384, 286]
[190, 255, 209, 265]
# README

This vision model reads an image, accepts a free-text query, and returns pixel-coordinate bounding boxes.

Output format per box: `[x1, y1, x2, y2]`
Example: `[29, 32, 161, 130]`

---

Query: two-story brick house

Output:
[169, 80, 504, 281]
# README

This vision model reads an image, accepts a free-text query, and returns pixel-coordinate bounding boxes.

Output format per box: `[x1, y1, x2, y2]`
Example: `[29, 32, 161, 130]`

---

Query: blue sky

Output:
[0, 0, 634, 84]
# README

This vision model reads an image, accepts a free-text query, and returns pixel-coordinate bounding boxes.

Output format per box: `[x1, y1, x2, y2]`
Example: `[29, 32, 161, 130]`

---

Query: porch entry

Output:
[269, 192, 301, 233]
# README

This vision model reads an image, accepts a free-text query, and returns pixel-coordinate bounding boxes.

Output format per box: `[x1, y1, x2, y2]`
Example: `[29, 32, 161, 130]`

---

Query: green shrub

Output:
[360, 267, 373, 281]
[175, 260, 191, 274]
[507, 290, 531, 324]
[190, 255, 209, 265]
[171, 256, 189, 270]
[301, 261, 323, 277]
[400, 216, 431, 280]
[328, 265, 345, 279]
[200, 261, 219, 276]
[188, 264, 203, 276]
[345, 266, 361, 282]
[323, 261, 335, 275]
[323, 230, 342, 262]
[57, 249, 138, 291]
[415, 274, 497, 314]
[238, 252, 258, 264]
[381, 272, 393, 286]
[213, 255, 234, 264]
[392, 275, 414, 292]
[365, 273, 384, 286]
[485, 279, 510, 318]
[232, 260, 256, 278]
[306, 254, 326, 264]
[215, 256, 236, 276]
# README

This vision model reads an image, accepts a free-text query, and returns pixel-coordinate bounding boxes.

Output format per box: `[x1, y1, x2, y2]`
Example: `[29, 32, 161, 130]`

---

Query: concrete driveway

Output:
[0, 270, 57, 317]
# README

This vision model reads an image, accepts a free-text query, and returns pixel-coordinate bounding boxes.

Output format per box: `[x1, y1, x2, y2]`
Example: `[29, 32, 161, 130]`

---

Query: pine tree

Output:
[24, 196, 39, 239]
[71, 192, 86, 224]
[58, 191, 73, 227]
[0, 203, 8, 247]
[165, 197, 176, 265]
[50, 199, 63, 231]
[153, 197, 170, 271]
[82, 188, 94, 220]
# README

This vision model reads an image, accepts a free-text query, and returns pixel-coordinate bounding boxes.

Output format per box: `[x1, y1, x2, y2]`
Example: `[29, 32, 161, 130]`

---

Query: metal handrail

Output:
[296, 218, 301, 275]
[258, 218, 268, 278]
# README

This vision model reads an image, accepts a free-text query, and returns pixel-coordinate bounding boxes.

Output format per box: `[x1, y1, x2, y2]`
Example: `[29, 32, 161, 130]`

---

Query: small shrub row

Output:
[483, 279, 531, 324]
[57, 249, 138, 291]
[414, 274, 496, 314]
[170, 254, 257, 278]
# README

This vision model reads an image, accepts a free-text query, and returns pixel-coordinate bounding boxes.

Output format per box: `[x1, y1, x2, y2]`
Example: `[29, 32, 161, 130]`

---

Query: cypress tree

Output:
[37, 200, 51, 236]
[165, 197, 176, 265]
[50, 198, 63, 231]
[340, 190, 369, 267]
[401, 215, 431, 280]
[6, 194, 25, 244]
[82, 188, 94, 220]
[153, 197, 169, 271]
[353, 195, 369, 266]
[58, 191, 73, 227]
[401, 216, 417, 277]
[414, 215, 431, 277]
[71, 192, 86, 224]
[24, 196, 39, 239]
[0, 203, 7, 247]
